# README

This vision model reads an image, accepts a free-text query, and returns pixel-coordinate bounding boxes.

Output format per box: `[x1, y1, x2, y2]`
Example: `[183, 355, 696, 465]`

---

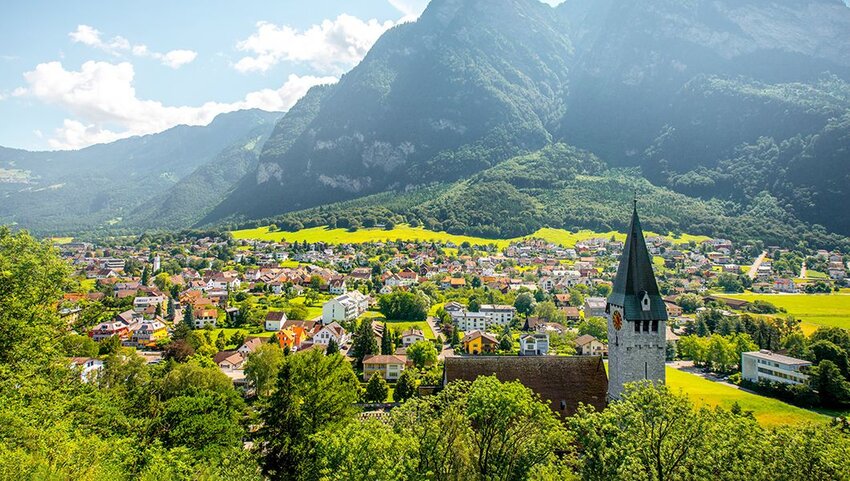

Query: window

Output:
[634, 321, 640, 333]
[642, 320, 650, 333]
[651, 320, 659, 332]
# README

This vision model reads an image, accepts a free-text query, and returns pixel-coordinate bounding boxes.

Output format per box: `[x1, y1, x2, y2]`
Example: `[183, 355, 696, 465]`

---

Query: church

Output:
[606, 201, 668, 399]
[443, 202, 667, 415]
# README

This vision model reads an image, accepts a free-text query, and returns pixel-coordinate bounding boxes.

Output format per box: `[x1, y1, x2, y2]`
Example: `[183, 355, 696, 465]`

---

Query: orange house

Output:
[276, 326, 307, 351]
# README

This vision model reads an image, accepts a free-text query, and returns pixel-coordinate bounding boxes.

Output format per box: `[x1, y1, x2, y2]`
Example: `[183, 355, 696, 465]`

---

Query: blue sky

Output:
[0, 0, 434, 150]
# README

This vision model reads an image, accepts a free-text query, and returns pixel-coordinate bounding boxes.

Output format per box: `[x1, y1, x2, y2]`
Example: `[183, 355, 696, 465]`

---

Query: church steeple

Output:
[608, 202, 667, 321]
[606, 202, 668, 400]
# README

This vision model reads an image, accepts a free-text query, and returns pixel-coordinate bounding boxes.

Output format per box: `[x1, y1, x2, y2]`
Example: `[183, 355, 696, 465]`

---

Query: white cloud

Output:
[69, 24, 198, 69]
[16, 60, 335, 150]
[234, 14, 395, 75]
[388, 0, 430, 22]
[538, 0, 566, 6]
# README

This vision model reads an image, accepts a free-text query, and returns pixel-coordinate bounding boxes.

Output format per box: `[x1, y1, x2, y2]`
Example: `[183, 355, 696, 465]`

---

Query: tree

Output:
[163, 339, 195, 362]
[380, 322, 393, 354]
[407, 340, 438, 369]
[811, 327, 850, 354]
[305, 289, 320, 306]
[810, 360, 850, 407]
[499, 333, 513, 352]
[174, 303, 195, 340]
[715, 273, 744, 293]
[350, 319, 379, 369]
[153, 272, 172, 292]
[514, 292, 535, 319]
[378, 291, 429, 321]
[468, 297, 481, 312]
[0, 227, 70, 368]
[364, 372, 389, 403]
[676, 293, 703, 314]
[244, 343, 285, 397]
[450, 327, 461, 347]
[394, 369, 417, 402]
[534, 300, 566, 323]
[577, 317, 608, 342]
[255, 349, 360, 479]
[809, 340, 850, 377]
[326, 338, 340, 355]
[141, 265, 150, 286]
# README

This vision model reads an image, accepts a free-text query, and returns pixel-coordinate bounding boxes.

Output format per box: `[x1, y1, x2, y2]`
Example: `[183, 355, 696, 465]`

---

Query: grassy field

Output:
[287, 295, 325, 320]
[666, 367, 827, 426]
[724, 292, 850, 334]
[232, 224, 710, 249]
[359, 311, 436, 339]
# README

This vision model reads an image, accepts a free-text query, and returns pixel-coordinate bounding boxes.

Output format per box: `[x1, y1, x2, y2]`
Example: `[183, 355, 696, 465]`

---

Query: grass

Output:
[287, 296, 325, 320]
[79, 279, 96, 292]
[666, 367, 828, 426]
[231, 224, 710, 249]
[723, 292, 850, 333]
[359, 311, 436, 339]
[49, 237, 74, 244]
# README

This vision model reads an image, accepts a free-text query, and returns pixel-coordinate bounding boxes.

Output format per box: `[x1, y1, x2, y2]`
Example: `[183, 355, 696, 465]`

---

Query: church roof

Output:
[443, 356, 608, 417]
[608, 204, 668, 321]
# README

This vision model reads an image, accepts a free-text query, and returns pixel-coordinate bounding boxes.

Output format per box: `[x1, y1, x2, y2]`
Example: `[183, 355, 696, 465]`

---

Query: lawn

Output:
[231, 224, 710, 250]
[287, 295, 325, 320]
[79, 279, 96, 292]
[723, 292, 850, 334]
[359, 311, 436, 339]
[666, 367, 827, 427]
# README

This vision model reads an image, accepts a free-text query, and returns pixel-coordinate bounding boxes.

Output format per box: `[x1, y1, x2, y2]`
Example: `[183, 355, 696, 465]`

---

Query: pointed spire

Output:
[608, 202, 668, 321]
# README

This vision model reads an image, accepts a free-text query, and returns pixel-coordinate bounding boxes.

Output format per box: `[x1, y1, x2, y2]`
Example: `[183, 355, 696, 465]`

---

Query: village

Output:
[56, 226, 850, 413]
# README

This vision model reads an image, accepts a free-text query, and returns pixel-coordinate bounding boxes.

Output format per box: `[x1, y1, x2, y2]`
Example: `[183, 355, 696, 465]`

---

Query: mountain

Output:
[0, 109, 279, 234]
[205, 0, 850, 243]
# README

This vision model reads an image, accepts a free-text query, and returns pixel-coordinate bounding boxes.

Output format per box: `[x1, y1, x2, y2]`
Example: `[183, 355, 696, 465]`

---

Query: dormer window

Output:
[640, 291, 651, 312]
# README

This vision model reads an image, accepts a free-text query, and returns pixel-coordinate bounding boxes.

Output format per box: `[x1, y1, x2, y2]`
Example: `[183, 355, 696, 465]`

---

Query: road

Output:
[747, 250, 767, 280]
[427, 316, 455, 360]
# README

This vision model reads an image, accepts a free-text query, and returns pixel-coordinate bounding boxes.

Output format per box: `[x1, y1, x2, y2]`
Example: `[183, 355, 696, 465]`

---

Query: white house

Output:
[329, 279, 347, 295]
[451, 310, 490, 332]
[741, 350, 811, 386]
[133, 296, 165, 313]
[69, 357, 104, 382]
[519, 333, 550, 356]
[479, 304, 516, 326]
[312, 322, 350, 346]
[194, 308, 218, 329]
[265, 311, 288, 332]
[363, 354, 407, 382]
[322, 291, 369, 325]
[401, 328, 426, 347]
[574, 334, 607, 356]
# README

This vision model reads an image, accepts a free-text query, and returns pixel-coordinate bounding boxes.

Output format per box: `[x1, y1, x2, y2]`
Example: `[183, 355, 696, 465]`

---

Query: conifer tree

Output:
[351, 319, 378, 368]
[380, 322, 393, 354]
[326, 338, 340, 355]
[141, 265, 150, 286]
[393, 369, 417, 402]
[364, 372, 389, 403]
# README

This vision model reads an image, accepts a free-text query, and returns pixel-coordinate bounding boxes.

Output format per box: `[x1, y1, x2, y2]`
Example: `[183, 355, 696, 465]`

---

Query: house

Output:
[462, 330, 499, 355]
[774, 278, 797, 293]
[443, 301, 465, 313]
[519, 333, 550, 356]
[265, 311, 288, 332]
[133, 296, 166, 314]
[561, 306, 581, 322]
[362, 354, 408, 381]
[401, 328, 426, 347]
[741, 350, 811, 386]
[129, 320, 168, 347]
[69, 357, 104, 382]
[574, 334, 607, 357]
[583, 297, 607, 318]
[194, 308, 218, 329]
[451, 310, 490, 332]
[214, 350, 246, 370]
[237, 338, 264, 356]
[664, 301, 683, 318]
[312, 321, 350, 346]
[329, 279, 347, 295]
[89, 321, 130, 341]
[443, 356, 608, 417]
[276, 327, 308, 351]
[322, 291, 369, 324]
[479, 304, 516, 326]
[441, 277, 466, 289]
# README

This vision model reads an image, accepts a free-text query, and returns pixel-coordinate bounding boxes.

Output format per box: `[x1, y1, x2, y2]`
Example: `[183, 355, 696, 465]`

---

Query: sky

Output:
[0, 0, 565, 151]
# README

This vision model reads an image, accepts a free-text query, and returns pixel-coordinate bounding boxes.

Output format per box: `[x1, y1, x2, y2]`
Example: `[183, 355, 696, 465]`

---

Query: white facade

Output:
[519, 333, 549, 356]
[321, 291, 368, 325]
[313, 322, 350, 346]
[741, 350, 811, 385]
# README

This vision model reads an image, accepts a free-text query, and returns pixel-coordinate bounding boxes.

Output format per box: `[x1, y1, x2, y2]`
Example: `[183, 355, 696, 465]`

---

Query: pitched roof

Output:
[363, 354, 407, 365]
[574, 334, 599, 346]
[608, 204, 668, 321]
[443, 356, 608, 417]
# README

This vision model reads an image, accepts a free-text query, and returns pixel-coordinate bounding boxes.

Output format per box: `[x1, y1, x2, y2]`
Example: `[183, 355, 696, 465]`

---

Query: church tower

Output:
[607, 202, 668, 400]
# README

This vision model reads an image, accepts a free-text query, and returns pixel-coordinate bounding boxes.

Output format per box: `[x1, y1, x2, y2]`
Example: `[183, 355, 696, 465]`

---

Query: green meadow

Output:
[231, 224, 710, 249]
[724, 292, 850, 334]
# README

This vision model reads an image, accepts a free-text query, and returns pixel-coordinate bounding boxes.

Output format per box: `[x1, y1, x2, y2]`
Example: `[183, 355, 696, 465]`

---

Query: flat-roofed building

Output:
[742, 350, 811, 386]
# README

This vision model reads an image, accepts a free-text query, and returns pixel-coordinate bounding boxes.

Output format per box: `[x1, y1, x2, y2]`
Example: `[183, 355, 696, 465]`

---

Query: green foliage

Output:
[377, 291, 429, 321]
[244, 342, 285, 398]
[363, 372, 389, 403]
[255, 349, 360, 480]
[350, 319, 379, 369]
[406, 340, 438, 369]
[393, 369, 418, 403]
[514, 292, 536, 319]
[577, 317, 608, 342]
